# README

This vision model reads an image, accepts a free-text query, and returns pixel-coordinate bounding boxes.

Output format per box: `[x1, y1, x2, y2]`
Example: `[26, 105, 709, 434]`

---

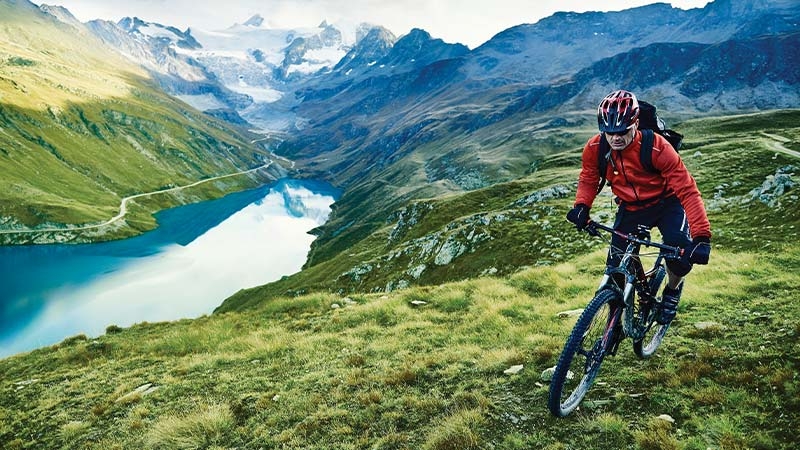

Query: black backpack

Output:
[595, 101, 684, 194]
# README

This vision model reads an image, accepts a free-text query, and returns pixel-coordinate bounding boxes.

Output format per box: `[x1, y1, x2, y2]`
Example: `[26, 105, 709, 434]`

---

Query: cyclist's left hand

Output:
[684, 236, 711, 265]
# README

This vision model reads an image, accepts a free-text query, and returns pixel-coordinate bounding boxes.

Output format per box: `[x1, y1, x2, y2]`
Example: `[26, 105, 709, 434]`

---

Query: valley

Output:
[0, 161, 274, 236]
[0, 1, 280, 244]
[1, 109, 798, 449]
[0, 0, 799, 447]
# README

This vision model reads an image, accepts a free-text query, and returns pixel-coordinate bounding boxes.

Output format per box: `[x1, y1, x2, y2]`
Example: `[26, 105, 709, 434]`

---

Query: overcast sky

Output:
[50, 0, 712, 48]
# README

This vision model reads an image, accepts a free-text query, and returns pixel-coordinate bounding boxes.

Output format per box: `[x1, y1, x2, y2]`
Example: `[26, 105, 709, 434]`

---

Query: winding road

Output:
[0, 161, 273, 235]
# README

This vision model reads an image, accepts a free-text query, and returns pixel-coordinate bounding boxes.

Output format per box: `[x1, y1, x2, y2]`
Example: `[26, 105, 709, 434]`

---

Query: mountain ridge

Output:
[5, 0, 800, 254]
[0, 3, 799, 447]
[2, 108, 798, 449]
[262, 0, 799, 281]
[218, 108, 800, 310]
[0, 0, 281, 243]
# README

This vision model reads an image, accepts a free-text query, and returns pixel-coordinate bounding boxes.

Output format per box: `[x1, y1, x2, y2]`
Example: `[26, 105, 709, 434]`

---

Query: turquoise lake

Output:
[0, 179, 338, 359]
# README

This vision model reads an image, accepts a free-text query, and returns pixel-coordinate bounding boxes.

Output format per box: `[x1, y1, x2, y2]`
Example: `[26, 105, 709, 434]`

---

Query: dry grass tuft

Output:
[145, 403, 234, 450]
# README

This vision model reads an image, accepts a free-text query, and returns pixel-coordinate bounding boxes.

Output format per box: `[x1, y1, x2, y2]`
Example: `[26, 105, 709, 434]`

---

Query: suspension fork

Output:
[618, 242, 643, 336]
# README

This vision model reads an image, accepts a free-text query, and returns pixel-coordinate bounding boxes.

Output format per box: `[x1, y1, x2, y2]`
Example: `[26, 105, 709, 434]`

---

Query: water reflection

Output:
[0, 179, 337, 358]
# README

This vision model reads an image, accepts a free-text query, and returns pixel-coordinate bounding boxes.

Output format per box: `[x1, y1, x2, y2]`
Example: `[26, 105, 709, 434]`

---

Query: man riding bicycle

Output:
[566, 90, 712, 324]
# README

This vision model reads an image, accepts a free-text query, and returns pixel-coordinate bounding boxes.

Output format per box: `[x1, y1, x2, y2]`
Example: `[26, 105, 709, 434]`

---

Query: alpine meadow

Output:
[1, 0, 799, 449]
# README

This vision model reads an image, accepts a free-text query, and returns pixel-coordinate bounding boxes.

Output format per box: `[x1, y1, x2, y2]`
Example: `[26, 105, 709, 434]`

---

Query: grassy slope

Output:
[0, 3, 274, 241]
[0, 250, 797, 449]
[219, 109, 800, 311]
[0, 110, 798, 449]
[296, 109, 596, 267]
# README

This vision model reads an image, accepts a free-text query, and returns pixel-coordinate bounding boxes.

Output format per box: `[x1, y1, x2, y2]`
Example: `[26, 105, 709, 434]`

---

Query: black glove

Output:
[684, 236, 711, 265]
[566, 204, 590, 231]
[585, 221, 601, 237]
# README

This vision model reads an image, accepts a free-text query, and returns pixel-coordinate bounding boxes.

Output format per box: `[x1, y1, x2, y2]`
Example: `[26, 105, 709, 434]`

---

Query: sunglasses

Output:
[605, 128, 632, 136]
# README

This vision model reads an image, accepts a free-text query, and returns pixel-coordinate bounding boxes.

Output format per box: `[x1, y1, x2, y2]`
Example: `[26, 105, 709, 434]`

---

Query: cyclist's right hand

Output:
[585, 221, 601, 237]
[566, 204, 590, 230]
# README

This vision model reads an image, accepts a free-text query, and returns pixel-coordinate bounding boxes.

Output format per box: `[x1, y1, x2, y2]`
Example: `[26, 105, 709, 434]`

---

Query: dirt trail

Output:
[0, 162, 273, 235]
[760, 132, 800, 159]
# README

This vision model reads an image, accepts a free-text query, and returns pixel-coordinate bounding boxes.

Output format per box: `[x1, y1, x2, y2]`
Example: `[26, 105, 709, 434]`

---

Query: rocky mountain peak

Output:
[400, 28, 432, 43]
[380, 28, 469, 70]
[38, 4, 84, 30]
[333, 26, 397, 73]
[117, 16, 148, 33]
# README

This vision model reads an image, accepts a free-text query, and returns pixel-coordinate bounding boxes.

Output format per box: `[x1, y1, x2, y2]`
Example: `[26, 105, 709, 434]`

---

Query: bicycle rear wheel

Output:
[548, 289, 620, 417]
[633, 265, 669, 358]
[633, 321, 669, 358]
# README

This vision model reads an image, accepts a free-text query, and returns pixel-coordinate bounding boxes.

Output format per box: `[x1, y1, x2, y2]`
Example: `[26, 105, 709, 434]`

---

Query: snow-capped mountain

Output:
[186, 17, 349, 101]
[43, 0, 799, 140]
[68, 11, 370, 130]
[85, 15, 253, 119]
[183, 16, 372, 129]
[332, 26, 397, 76]
[87, 18, 205, 81]
[38, 4, 247, 117]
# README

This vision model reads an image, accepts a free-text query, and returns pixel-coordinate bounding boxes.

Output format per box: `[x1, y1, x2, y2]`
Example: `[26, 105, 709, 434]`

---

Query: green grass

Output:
[1, 246, 798, 449]
[1, 110, 799, 448]
[1, 8, 799, 444]
[0, 3, 275, 243]
[219, 109, 800, 311]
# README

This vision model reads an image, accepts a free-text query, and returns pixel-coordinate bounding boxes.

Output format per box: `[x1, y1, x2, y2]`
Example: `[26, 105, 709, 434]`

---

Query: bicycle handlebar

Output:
[585, 220, 684, 258]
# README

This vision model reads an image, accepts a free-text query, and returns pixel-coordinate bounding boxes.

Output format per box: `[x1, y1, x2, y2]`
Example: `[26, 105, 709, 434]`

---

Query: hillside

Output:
[0, 1, 282, 244]
[218, 109, 800, 311]
[273, 28, 800, 285]
[1, 2, 798, 444]
[1, 110, 798, 449]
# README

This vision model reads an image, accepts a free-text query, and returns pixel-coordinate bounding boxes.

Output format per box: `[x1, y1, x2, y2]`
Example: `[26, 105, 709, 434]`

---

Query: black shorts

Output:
[607, 196, 693, 277]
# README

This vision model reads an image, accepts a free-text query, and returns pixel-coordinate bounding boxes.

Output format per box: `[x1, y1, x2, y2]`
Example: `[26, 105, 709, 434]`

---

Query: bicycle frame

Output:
[589, 221, 683, 341]
[600, 299, 624, 357]
[548, 220, 684, 417]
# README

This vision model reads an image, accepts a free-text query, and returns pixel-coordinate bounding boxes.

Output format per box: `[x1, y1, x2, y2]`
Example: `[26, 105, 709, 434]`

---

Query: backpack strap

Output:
[596, 134, 610, 194]
[639, 129, 657, 174]
[597, 129, 659, 195]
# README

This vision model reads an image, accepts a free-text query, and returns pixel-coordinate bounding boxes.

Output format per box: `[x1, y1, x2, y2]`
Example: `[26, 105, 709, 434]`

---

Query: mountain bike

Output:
[548, 220, 684, 417]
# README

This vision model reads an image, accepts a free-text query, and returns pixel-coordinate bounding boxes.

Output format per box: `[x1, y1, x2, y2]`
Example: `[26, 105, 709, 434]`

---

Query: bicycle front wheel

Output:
[548, 289, 620, 417]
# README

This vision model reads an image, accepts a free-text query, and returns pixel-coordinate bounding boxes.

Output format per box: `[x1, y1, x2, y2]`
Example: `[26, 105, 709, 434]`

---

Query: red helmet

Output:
[597, 90, 639, 133]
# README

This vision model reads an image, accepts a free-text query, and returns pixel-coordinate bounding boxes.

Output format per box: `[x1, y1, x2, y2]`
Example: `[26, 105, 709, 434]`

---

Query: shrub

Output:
[8, 56, 35, 66]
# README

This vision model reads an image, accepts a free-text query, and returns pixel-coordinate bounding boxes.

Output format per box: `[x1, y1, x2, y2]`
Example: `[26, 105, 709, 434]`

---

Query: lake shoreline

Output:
[0, 179, 339, 359]
[0, 162, 291, 246]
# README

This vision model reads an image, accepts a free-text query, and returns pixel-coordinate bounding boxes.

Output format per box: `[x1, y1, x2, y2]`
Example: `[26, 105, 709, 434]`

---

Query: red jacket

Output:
[574, 131, 711, 239]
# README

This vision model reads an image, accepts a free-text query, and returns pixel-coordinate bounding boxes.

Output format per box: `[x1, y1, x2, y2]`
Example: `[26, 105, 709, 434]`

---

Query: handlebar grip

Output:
[585, 221, 600, 237]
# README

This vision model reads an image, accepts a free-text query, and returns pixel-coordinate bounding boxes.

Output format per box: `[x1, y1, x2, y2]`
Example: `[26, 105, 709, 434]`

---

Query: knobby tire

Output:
[548, 289, 620, 417]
